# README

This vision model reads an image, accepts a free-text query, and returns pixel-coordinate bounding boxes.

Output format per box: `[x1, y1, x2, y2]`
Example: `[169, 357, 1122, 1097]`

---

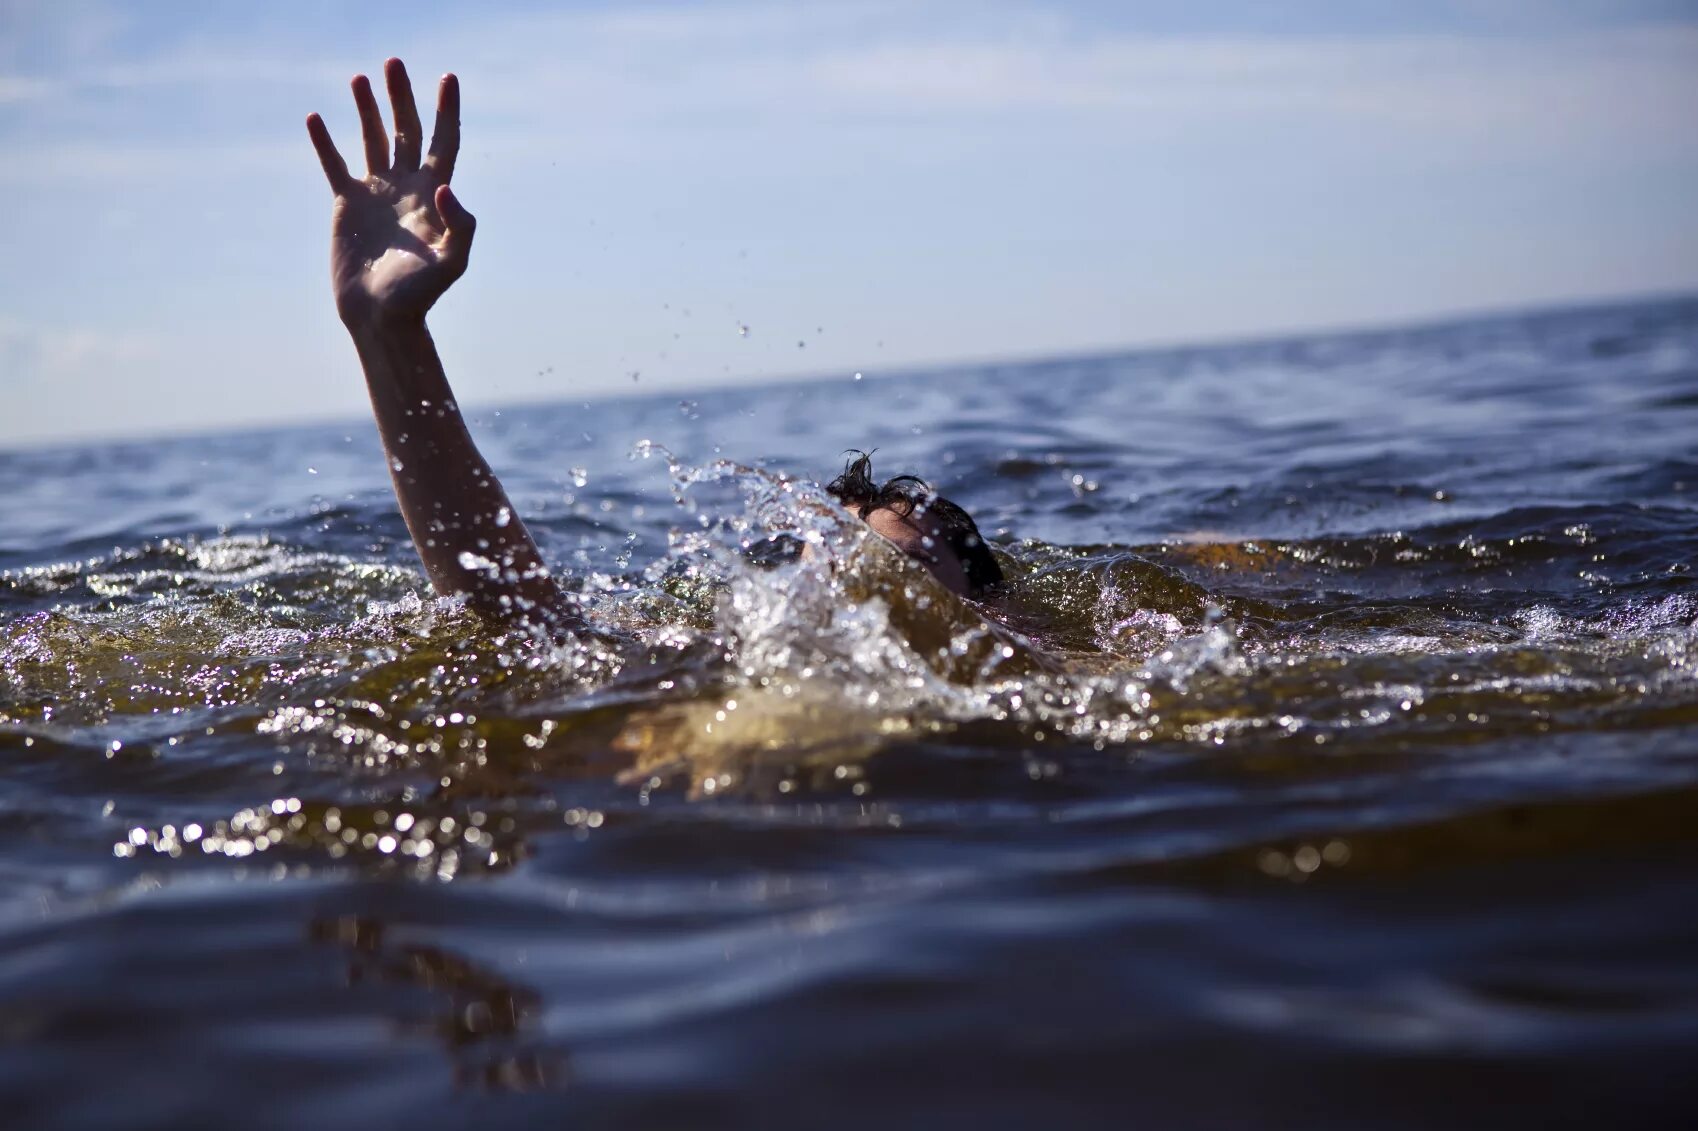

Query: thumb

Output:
[435, 184, 477, 265]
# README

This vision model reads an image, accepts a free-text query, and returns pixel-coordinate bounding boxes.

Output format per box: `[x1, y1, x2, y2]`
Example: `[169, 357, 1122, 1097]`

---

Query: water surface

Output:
[3, 296, 1697, 1128]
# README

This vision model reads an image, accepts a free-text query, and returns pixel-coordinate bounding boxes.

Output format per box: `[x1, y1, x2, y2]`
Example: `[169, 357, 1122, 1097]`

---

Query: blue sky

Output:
[3, 0, 1696, 446]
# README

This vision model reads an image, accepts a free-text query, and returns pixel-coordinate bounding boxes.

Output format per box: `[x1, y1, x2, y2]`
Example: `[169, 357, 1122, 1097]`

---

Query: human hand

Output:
[306, 58, 473, 326]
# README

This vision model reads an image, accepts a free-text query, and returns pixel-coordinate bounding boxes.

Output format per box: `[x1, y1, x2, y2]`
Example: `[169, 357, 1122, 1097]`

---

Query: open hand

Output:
[307, 59, 473, 325]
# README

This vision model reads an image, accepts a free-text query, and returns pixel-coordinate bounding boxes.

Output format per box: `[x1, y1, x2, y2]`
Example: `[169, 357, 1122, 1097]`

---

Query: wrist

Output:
[344, 310, 449, 404]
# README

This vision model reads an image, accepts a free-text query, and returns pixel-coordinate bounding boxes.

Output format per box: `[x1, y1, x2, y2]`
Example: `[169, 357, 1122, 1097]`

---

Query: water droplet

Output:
[737, 323, 750, 338]
[853, 371, 863, 381]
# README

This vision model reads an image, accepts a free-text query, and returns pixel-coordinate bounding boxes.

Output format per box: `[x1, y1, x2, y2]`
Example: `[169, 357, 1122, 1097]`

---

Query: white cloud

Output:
[0, 74, 56, 103]
[790, 25, 1698, 149]
[0, 138, 298, 183]
[0, 317, 160, 388]
[404, 10, 1698, 160]
[5, 4, 1696, 182]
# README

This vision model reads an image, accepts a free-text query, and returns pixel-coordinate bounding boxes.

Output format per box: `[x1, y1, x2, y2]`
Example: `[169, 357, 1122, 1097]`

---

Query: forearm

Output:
[347, 314, 571, 629]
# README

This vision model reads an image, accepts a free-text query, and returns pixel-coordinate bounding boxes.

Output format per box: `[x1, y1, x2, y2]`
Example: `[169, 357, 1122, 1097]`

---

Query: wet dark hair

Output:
[825, 451, 1004, 594]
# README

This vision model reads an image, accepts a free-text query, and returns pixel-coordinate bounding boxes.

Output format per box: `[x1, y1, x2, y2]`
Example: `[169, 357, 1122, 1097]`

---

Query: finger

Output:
[351, 73, 388, 176]
[435, 184, 477, 270]
[385, 57, 423, 172]
[424, 72, 460, 181]
[305, 113, 352, 193]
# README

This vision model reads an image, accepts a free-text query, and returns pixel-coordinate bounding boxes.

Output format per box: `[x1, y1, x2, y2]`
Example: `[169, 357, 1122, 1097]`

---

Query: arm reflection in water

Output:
[311, 912, 567, 1092]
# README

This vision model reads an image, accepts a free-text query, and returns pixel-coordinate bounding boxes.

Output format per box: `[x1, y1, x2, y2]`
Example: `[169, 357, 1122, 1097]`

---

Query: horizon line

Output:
[6, 284, 1694, 456]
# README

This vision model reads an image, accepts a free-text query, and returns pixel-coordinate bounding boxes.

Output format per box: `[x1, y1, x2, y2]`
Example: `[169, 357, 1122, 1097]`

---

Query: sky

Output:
[2, 0, 1696, 447]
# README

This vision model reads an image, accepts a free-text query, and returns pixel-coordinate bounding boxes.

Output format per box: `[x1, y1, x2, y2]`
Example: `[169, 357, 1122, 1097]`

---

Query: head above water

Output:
[825, 452, 1004, 598]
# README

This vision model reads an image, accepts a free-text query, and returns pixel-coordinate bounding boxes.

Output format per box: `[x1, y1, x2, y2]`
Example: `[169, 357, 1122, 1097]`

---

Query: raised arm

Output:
[306, 59, 574, 633]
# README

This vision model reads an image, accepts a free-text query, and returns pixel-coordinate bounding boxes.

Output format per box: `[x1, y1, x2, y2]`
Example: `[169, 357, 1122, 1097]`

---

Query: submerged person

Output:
[305, 59, 1001, 634]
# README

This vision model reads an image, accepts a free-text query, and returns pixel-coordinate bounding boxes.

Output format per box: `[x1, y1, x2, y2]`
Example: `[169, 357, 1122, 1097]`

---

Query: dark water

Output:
[3, 296, 1697, 1128]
